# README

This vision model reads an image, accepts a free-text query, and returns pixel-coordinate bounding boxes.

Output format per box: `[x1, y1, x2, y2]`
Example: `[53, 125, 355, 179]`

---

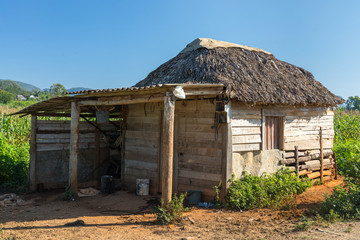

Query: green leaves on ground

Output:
[225, 169, 312, 210]
[155, 193, 188, 225]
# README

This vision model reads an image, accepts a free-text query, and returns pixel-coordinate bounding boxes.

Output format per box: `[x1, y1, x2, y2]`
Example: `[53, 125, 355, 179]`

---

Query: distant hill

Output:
[0, 80, 28, 95]
[15, 81, 41, 92]
[67, 87, 92, 92]
[0, 79, 91, 95]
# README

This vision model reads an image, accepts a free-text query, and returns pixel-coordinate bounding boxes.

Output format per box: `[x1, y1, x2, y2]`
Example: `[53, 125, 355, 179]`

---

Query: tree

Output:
[345, 96, 360, 111]
[0, 90, 15, 104]
[49, 83, 67, 97]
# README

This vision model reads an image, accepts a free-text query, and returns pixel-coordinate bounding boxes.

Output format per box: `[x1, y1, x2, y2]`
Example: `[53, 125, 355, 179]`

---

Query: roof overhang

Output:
[12, 84, 225, 117]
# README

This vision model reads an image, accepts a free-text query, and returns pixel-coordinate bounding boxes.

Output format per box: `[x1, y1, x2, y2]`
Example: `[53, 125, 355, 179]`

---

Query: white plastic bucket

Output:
[136, 179, 150, 196]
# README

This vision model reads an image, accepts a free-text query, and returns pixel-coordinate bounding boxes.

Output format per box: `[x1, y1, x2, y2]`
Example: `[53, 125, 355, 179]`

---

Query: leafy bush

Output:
[155, 193, 188, 225]
[319, 181, 360, 220]
[225, 169, 312, 210]
[332, 140, 360, 179]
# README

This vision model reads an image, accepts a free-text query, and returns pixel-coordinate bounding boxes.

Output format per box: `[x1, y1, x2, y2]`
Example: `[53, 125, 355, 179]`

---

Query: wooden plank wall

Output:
[36, 120, 114, 151]
[175, 99, 222, 200]
[35, 120, 116, 188]
[231, 104, 334, 152]
[231, 103, 262, 153]
[282, 107, 334, 150]
[123, 102, 163, 194]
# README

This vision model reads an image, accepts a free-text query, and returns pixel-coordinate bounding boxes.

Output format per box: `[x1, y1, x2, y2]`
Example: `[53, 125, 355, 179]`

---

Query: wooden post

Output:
[94, 126, 100, 184]
[320, 127, 324, 182]
[120, 106, 127, 189]
[161, 93, 175, 206]
[69, 101, 80, 194]
[221, 102, 232, 199]
[295, 146, 299, 175]
[173, 114, 179, 195]
[29, 115, 37, 192]
[333, 152, 338, 180]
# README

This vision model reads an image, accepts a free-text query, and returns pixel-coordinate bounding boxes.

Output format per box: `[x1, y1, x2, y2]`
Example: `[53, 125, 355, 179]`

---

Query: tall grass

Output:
[319, 108, 360, 220]
[0, 110, 31, 191]
[333, 109, 360, 177]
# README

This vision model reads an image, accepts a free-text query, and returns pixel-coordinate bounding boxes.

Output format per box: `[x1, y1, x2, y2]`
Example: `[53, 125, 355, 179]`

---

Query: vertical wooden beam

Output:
[320, 127, 324, 182]
[173, 113, 180, 195]
[94, 126, 100, 184]
[120, 106, 127, 189]
[333, 152, 338, 180]
[69, 101, 80, 194]
[158, 111, 163, 193]
[221, 102, 232, 199]
[295, 146, 299, 175]
[29, 115, 37, 192]
[161, 93, 175, 205]
[261, 108, 265, 150]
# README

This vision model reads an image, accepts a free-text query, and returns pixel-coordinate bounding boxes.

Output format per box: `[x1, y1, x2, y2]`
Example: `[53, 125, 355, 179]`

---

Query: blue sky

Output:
[0, 1, 359, 99]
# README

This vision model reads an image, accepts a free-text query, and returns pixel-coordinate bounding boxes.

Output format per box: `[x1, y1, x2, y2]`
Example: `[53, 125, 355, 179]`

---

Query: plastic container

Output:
[188, 190, 202, 204]
[136, 179, 149, 196]
[101, 175, 115, 194]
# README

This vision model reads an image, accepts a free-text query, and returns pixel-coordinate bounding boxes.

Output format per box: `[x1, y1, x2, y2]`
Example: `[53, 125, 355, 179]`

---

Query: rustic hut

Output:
[14, 38, 343, 202]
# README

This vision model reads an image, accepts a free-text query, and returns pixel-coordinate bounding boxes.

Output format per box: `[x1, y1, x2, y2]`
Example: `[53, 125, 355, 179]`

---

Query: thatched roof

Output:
[135, 38, 343, 106]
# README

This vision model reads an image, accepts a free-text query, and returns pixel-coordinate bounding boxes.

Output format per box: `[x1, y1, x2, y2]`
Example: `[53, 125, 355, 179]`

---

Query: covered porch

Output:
[15, 84, 229, 203]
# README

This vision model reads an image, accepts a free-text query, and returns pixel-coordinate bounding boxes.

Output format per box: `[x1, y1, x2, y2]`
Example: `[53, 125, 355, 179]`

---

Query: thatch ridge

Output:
[135, 40, 343, 106]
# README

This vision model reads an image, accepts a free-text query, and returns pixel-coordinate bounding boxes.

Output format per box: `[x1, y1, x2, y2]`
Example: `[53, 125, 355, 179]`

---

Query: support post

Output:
[120, 106, 127, 188]
[94, 126, 100, 184]
[333, 152, 338, 180]
[69, 101, 80, 194]
[295, 146, 299, 175]
[161, 93, 175, 206]
[29, 115, 37, 192]
[220, 102, 232, 199]
[320, 127, 324, 182]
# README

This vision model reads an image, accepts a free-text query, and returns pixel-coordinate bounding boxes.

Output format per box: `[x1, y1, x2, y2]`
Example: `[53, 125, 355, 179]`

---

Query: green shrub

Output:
[155, 193, 188, 225]
[225, 169, 312, 210]
[319, 181, 360, 220]
[332, 140, 360, 179]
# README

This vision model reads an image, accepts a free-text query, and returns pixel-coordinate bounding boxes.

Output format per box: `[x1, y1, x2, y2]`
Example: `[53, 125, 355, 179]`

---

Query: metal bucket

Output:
[136, 179, 149, 196]
[101, 175, 115, 194]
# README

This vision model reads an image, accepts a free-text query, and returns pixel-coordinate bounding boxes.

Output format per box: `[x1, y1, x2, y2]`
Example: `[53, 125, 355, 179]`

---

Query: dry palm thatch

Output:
[135, 38, 343, 106]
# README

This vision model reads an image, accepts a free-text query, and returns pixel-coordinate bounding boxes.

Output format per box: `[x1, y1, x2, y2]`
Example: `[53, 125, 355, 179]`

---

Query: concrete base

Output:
[232, 150, 283, 178]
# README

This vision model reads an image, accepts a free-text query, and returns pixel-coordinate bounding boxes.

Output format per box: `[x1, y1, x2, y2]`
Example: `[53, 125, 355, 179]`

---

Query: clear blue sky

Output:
[0, 0, 359, 99]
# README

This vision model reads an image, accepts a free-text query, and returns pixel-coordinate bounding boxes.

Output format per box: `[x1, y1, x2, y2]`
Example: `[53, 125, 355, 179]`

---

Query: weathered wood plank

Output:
[284, 139, 333, 150]
[125, 130, 160, 141]
[232, 134, 262, 144]
[232, 119, 262, 127]
[284, 135, 333, 142]
[232, 143, 261, 152]
[178, 169, 221, 181]
[177, 147, 222, 158]
[232, 127, 261, 135]
[125, 159, 158, 171]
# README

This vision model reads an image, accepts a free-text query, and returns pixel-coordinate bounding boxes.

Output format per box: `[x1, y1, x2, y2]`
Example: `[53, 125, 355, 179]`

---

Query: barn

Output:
[14, 38, 344, 202]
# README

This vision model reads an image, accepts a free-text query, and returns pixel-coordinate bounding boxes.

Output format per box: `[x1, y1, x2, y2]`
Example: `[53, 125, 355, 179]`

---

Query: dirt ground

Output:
[1, 177, 359, 240]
